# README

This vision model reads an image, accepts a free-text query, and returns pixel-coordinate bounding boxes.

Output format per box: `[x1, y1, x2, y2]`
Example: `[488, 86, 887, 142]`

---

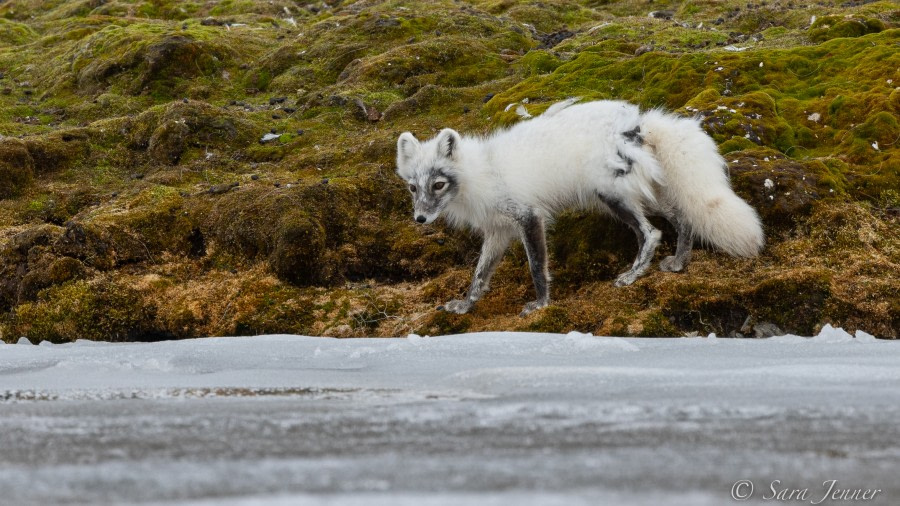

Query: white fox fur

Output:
[396, 99, 764, 316]
[639, 109, 765, 257]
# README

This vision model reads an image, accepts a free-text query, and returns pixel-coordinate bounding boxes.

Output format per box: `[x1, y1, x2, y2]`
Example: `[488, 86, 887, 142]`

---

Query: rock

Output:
[649, 11, 675, 20]
[537, 30, 575, 49]
[753, 322, 785, 338]
[200, 17, 229, 26]
[208, 182, 239, 195]
[328, 95, 348, 106]
[353, 98, 381, 122]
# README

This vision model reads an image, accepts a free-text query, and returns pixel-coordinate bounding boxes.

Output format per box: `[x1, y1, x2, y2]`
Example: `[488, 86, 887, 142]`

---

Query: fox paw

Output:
[614, 271, 638, 287]
[659, 256, 685, 272]
[440, 299, 472, 314]
[519, 300, 548, 317]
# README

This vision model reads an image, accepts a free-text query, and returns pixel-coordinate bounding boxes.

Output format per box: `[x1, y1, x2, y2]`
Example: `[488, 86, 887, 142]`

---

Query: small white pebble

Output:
[807, 112, 821, 122]
[763, 157, 770, 162]
[759, 62, 764, 67]
[872, 141, 879, 151]
[768, 195, 774, 200]
[764, 178, 775, 189]
[715, 66, 724, 71]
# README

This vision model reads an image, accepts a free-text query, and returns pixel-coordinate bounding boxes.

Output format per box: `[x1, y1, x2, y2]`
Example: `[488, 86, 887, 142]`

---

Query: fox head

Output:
[395, 128, 462, 225]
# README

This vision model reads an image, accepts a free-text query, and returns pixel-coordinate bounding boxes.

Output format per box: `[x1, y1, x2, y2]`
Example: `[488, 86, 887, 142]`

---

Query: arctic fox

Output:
[395, 99, 764, 316]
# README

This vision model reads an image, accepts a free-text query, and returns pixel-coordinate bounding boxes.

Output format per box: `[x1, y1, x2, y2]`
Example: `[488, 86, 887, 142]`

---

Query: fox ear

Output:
[396, 132, 419, 177]
[435, 128, 461, 161]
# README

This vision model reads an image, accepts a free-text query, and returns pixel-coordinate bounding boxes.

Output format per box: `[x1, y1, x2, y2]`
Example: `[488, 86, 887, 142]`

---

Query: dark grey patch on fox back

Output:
[623, 125, 643, 145]
[614, 149, 634, 177]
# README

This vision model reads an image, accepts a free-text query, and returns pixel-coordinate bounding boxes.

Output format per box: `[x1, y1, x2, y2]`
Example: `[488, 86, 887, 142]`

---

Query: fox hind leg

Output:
[598, 194, 662, 286]
[659, 213, 693, 272]
[516, 210, 550, 316]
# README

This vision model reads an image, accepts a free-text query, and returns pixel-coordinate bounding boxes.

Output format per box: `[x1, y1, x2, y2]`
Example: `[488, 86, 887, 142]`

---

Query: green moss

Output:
[0, 0, 896, 340]
[0, 18, 36, 45]
[0, 138, 34, 199]
[23, 129, 91, 174]
[636, 310, 679, 338]
[518, 50, 563, 76]
[526, 305, 571, 333]
[418, 310, 472, 336]
[13, 279, 152, 343]
[809, 16, 885, 42]
[719, 136, 757, 153]
[745, 270, 833, 335]
[127, 99, 259, 164]
[232, 286, 317, 336]
[16, 256, 86, 303]
[92, 185, 198, 256]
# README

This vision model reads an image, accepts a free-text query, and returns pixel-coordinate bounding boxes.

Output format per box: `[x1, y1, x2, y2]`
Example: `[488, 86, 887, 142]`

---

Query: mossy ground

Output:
[0, 0, 897, 342]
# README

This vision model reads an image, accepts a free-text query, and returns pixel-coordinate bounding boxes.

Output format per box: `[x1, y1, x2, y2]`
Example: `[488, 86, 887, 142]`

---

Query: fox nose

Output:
[415, 215, 427, 224]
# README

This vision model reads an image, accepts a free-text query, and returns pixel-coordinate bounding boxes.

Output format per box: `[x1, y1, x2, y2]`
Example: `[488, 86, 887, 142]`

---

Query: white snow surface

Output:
[1, 326, 897, 505]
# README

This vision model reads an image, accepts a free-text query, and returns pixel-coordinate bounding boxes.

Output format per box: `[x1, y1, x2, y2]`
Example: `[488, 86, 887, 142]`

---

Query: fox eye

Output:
[433, 181, 446, 191]
[409, 184, 417, 193]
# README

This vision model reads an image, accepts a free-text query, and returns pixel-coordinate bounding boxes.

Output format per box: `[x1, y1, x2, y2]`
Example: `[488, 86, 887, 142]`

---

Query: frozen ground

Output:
[0, 326, 897, 506]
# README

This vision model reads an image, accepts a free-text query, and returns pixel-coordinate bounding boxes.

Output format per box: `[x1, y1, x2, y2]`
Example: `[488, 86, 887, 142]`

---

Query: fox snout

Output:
[414, 212, 437, 224]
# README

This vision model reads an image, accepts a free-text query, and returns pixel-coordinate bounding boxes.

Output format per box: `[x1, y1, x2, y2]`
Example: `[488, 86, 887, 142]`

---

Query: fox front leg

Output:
[441, 229, 513, 314]
[517, 211, 550, 317]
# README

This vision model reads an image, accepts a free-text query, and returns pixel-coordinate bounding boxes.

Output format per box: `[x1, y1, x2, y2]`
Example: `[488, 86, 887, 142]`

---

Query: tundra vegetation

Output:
[0, 0, 896, 342]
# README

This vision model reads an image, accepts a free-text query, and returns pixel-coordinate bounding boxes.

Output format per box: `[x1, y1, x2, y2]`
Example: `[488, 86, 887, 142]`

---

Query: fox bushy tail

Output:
[640, 110, 765, 257]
